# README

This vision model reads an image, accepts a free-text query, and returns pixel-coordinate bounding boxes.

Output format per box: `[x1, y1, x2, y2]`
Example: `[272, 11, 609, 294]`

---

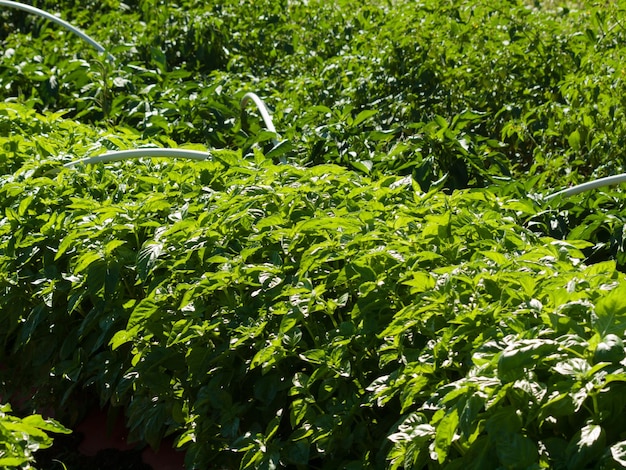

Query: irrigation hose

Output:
[240, 92, 277, 135]
[63, 95, 281, 168]
[63, 148, 211, 167]
[545, 173, 626, 201]
[0, 0, 115, 62]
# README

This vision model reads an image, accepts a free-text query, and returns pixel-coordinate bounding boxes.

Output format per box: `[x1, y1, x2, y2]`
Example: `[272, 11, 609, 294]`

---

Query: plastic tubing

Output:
[545, 173, 626, 201]
[0, 0, 115, 62]
[63, 148, 211, 168]
[240, 92, 277, 134]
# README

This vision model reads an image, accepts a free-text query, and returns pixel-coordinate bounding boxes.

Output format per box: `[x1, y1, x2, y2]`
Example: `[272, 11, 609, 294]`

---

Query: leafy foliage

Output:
[3, 0, 626, 469]
[3, 0, 626, 189]
[0, 404, 70, 469]
[1, 103, 626, 467]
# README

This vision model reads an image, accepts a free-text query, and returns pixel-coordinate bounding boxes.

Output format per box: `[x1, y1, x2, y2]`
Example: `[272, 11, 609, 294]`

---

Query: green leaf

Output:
[137, 242, 164, 281]
[434, 408, 459, 463]
[485, 407, 521, 436]
[402, 272, 436, 294]
[592, 284, 626, 336]
[458, 394, 484, 440]
[495, 433, 538, 468]
[127, 298, 159, 330]
[610, 441, 626, 466]
[422, 212, 451, 239]
[594, 334, 625, 364]
[279, 314, 298, 334]
[109, 326, 140, 350]
[350, 159, 373, 174]
[284, 440, 310, 465]
[290, 398, 308, 427]
[566, 424, 606, 470]
[461, 437, 495, 470]
[73, 250, 102, 275]
[251, 345, 279, 370]
[0, 457, 28, 466]
[497, 339, 559, 383]
[55, 233, 80, 260]
[352, 109, 378, 126]
[105, 239, 127, 255]
[265, 140, 293, 160]
[553, 358, 591, 378]
[17, 195, 34, 216]
[21, 415, 71, 434]
[434, 115, 449, 129]
[568, 130, 581, 150]
[299, 349, 326, 364]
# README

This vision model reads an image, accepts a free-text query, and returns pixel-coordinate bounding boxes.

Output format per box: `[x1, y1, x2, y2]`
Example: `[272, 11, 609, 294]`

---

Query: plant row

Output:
[1, 102, 626, 467]
[3, 0, 626, 189]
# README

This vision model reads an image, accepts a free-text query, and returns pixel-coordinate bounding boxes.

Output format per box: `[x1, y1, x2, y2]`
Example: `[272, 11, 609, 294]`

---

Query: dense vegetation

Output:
[3, 0, 626, 468]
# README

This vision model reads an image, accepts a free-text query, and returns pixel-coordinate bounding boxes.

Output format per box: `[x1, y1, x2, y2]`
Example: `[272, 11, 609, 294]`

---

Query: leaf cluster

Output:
[0, 404, 70, 470]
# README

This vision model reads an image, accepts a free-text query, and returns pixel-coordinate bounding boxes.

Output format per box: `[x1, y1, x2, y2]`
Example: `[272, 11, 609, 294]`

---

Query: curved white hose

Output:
[62, 95, 280, 169]
[545, 173, 626, 201]
[240, 92, 277, 134]
[0, 0, 114, 62]
[63, 148, 211, 167]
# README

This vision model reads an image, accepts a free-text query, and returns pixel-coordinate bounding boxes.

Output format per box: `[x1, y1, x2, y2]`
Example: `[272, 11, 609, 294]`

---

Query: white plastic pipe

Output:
[0, 0, 114, 62]
[240, 92, 277, 134]
[63, 148, 211, 167]
[545, 173, 626, 200]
